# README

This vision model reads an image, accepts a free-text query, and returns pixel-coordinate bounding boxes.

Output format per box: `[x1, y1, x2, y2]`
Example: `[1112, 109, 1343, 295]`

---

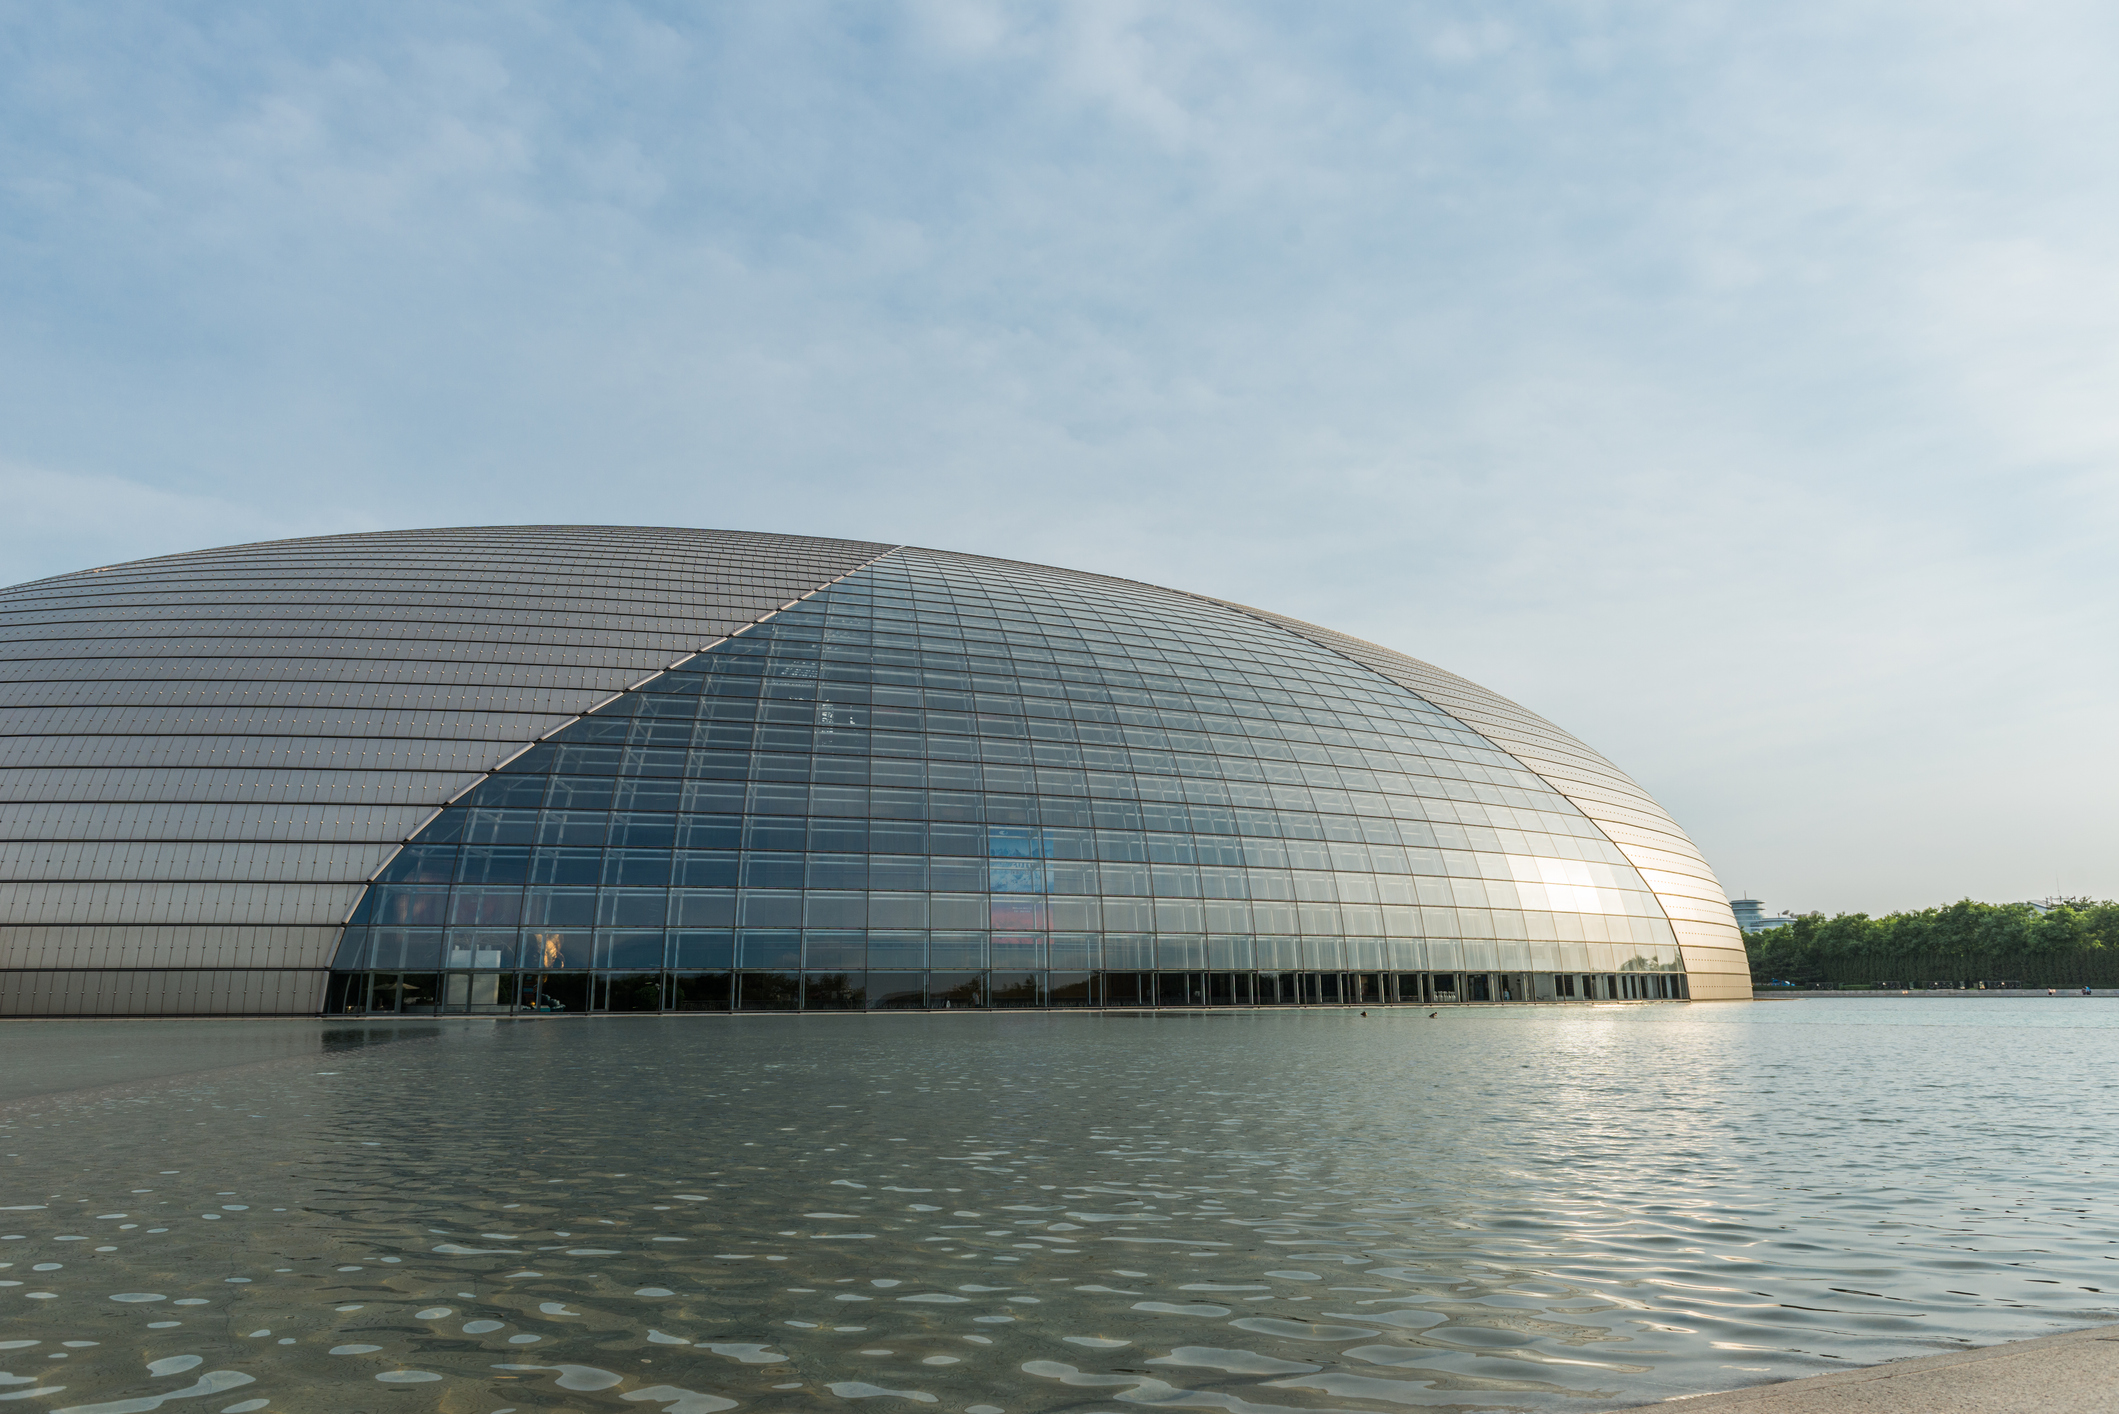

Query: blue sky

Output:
[4, 1, 2114, 914]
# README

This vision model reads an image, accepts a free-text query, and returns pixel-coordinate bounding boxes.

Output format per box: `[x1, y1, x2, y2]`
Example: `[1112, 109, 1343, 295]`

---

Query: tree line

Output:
[1744, 898, 2119, 989]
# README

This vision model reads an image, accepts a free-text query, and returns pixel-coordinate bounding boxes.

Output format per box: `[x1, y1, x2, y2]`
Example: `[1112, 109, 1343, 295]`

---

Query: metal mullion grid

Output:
[331, 539, 1689, 1009]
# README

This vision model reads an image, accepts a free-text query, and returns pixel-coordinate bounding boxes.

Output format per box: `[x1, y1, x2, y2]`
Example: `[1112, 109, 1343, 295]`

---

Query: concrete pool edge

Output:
[1647, 1322, 2119, 1411]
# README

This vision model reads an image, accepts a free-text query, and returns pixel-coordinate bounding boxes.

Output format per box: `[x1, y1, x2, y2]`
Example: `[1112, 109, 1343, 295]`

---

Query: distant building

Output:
[1731, 899, 1794, 933]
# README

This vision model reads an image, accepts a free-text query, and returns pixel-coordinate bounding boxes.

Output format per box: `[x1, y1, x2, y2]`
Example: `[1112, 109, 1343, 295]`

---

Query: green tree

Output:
[1741, 898, 2119, 989]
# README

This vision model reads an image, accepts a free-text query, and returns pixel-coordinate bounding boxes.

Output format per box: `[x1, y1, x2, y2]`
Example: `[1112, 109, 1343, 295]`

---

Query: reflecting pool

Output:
[3, 1000, 2117, 1412]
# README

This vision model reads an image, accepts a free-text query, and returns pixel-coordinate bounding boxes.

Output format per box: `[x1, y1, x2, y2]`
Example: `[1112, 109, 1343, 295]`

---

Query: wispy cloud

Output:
[0, 460, 360, 579]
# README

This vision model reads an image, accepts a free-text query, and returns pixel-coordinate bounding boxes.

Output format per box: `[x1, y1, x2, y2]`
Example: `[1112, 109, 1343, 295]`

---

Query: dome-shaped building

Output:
[0, 527, 1746, 1015]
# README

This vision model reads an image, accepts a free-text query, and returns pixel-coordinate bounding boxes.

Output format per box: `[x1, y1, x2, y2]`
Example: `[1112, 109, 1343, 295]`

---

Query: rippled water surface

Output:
[4, 1000, 2117, 1413]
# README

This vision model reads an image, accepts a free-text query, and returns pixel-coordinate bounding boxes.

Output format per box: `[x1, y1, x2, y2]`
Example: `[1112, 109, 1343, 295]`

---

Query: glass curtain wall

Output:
[328, 548, 1687, 1013]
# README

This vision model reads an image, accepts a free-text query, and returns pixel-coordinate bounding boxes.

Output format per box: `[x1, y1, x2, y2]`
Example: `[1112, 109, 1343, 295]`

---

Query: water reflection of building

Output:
[0, 527, 1749, 1015]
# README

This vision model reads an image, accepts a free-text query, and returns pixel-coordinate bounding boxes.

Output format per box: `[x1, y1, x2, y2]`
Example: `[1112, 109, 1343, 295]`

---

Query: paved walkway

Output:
[1655, 1324, 2119, 1412]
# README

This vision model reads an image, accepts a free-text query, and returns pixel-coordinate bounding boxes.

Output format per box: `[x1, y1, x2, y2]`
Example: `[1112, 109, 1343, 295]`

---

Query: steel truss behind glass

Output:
[331, 547, 1692, 1013]
[324, 968, 1692, 1014]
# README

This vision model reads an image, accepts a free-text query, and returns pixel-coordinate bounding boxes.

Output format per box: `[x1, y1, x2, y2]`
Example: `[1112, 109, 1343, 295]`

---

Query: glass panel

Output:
[865, 931, 926, 970]
[739, 931, 802, 969]
[805, 931, 866, 970]
[865, 971, 926, 1010]
[930, 932, 986, 969]
[1048, 971, 1096, 1007]
[598, 931, 667, 969]
[446, 931, 515, 969]
[601, 972, 664, 1012]
[365, 973, 401, 1012]
[991, 972, 1043, 1008]
[523, 930, 594, 970]
[737, 971, 801, 1011]
[393, 973, 442, 1014]
[340, 544, 1691, 1011]
[371, 930, 444, 970]
[670, 971, 733, 1011]
[929, 971, 986, 1008]
[525, 973, 589, 1013]
[805, 972, 866, 1010]
[1097, 971, 1149, 1007]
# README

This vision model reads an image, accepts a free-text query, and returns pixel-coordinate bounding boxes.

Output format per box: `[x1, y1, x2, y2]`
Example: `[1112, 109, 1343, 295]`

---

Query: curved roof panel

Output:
[0, 527, 892, 981]
[0, 526, 1743, 1009]
[1215, 602, 1744, 995]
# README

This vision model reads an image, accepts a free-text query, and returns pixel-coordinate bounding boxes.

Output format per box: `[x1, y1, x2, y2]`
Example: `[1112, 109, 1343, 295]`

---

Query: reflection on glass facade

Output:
[327, 548, 1691, 1014]
[0, 526, 898, 1018]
